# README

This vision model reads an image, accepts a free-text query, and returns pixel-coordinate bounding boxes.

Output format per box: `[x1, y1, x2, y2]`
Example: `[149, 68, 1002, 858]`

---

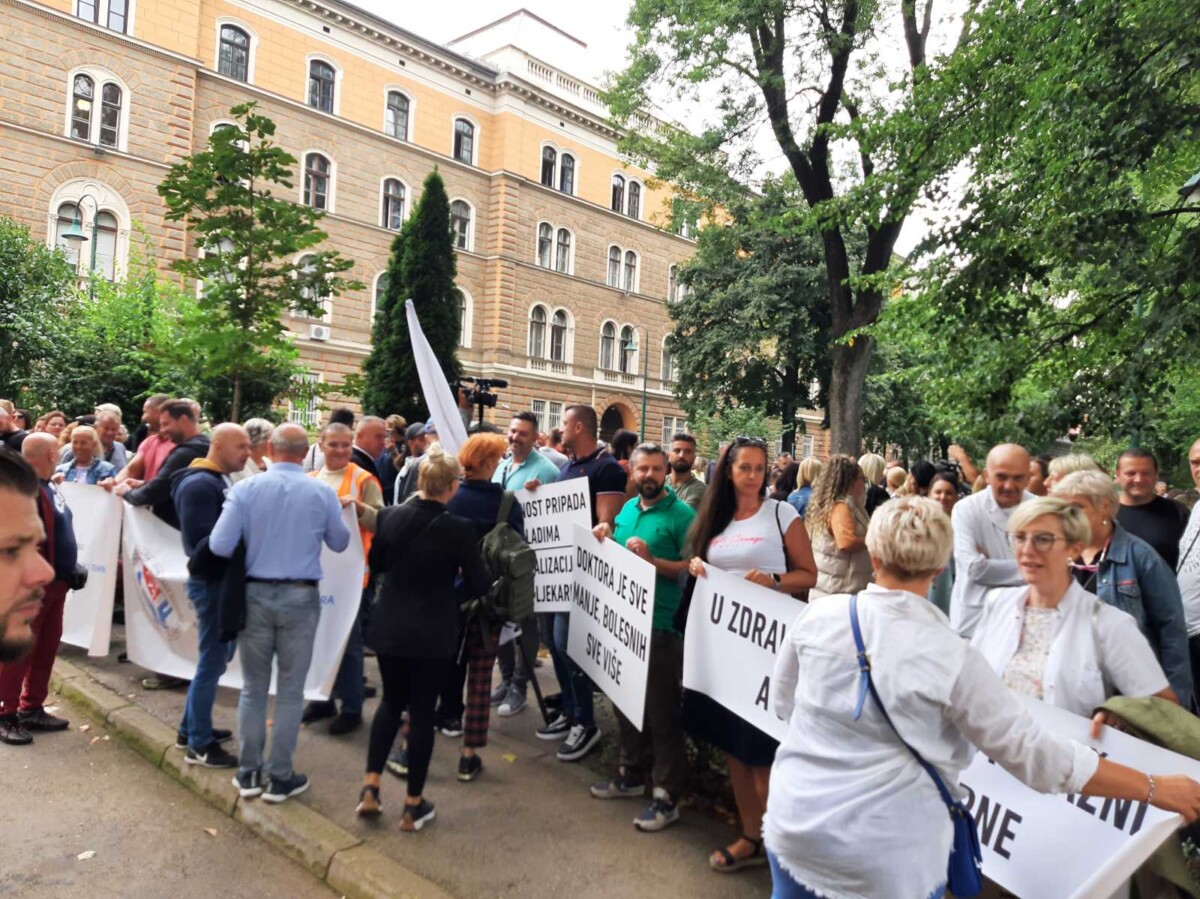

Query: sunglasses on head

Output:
[732, 435, 768, 449]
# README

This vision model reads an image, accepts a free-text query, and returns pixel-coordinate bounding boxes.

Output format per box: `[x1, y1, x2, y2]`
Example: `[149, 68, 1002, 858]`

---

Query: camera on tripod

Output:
[457, 376, 508, 427]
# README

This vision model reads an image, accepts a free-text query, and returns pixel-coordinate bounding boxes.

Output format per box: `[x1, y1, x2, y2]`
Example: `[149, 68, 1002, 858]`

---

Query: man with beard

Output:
[0, 450, 54, 664]
[667, 433, 706, 511]
[588, 443, 695, 832]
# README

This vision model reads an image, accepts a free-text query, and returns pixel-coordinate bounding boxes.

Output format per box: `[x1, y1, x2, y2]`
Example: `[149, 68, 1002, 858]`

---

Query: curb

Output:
[49, 660, 455, 899]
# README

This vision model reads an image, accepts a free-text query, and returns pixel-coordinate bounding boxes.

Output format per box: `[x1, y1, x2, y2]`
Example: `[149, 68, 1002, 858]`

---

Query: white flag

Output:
[406, 298, 468, 455]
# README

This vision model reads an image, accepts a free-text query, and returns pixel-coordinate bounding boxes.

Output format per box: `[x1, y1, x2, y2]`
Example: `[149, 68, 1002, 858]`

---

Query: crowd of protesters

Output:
[4, 390, 1200, 896]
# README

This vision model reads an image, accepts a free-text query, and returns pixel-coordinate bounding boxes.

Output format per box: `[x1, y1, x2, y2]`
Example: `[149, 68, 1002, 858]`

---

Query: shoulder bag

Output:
[849, 594, 984, 897]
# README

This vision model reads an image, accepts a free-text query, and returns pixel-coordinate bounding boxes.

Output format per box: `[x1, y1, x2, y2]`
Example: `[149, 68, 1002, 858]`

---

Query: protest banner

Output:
[566, 523, 656, 729]
[58, 482, 123, 656]
[682, 564, 797, 743]
[121, 504, 364, 699]
[515, 479, 591, 613]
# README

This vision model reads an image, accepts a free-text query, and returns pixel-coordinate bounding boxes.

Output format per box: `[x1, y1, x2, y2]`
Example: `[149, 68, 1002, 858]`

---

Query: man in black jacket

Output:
[351, 416, 386, 480]
[171, 423, 250, 768]
[116, 400, 210, 528]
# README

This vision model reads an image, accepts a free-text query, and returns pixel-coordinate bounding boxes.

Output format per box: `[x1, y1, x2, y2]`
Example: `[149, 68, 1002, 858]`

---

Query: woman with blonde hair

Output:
[357, 445, 490, 831]
[42, 410, 68, 440]
[807, 455, 872, 598]
[787, 457, 823, 518]
[1045, 452, 1101, 490]
[765, 496, 1200, 899]
[857, 452, 890, 514]
[885, 466, 909, 497]
[54, 425, 114, 484]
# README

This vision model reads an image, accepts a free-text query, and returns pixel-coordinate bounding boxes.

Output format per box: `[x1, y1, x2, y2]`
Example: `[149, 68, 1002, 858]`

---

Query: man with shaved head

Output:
[949, 443, 1037, 636]
[170, 423, 252, 767]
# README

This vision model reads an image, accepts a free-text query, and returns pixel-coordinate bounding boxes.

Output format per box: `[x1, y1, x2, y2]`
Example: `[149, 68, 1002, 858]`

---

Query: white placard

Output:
[960, 696, 1200, 899]
[58, 483, 123, 656]
[682, 565, 799, 743]
[516, 479, 591, 613]
[567, 522, 656, 729]
[121, 504, 364, 700]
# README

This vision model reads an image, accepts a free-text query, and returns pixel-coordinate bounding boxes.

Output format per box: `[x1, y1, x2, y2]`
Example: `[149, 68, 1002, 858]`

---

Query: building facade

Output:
[0, 0, 706, 441]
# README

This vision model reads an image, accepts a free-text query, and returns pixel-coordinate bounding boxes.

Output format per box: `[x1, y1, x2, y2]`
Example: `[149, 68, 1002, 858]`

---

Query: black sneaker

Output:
[557, 724, 601, 762]
[0, 715, 33, 746]
[457, 754, 483, 782]
[186, 741, 237, 768]
[301, 700, 337, 725]
[176, 727, 233, 750]
[399, 798, 436, 832]
[263, 772, 310, 804]
[437, 717, 463, 738]
[328, 713, 362, 736]
[232, 769, 264, 799]
[17, 707, 69, 731]
[386, 748, 409, 779]
[535, 712, 572, 741]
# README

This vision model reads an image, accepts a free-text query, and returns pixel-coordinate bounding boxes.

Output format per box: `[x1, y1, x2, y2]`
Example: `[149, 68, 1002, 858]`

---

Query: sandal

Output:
[356, 784, 382, 817]
[709, 835, 767, 873]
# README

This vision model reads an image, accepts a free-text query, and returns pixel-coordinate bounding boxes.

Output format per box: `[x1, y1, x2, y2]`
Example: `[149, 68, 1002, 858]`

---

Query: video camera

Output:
[456, 376, 508, 427]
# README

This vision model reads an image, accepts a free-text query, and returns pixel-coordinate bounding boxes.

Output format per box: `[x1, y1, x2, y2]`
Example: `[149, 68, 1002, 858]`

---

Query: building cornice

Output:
[9, 0, 203, 65]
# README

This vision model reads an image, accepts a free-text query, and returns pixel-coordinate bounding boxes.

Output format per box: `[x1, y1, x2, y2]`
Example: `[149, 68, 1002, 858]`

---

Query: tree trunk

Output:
[828, 335, 873, 455]
[780, 365, 800, 454]
[231, 377, 242, 424]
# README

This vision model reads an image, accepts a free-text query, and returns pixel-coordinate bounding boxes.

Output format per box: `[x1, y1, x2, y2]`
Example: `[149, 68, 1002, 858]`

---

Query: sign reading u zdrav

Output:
[566, 523, 655, 729]
[515, 480, 591, 613]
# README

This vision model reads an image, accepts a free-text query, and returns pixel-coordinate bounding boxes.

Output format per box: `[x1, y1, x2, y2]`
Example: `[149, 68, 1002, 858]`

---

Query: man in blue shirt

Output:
[209, 423, 351, 804]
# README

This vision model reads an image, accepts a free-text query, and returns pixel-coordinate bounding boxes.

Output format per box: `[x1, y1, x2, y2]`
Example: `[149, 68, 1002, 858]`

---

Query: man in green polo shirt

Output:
[588, 442, 694, 832]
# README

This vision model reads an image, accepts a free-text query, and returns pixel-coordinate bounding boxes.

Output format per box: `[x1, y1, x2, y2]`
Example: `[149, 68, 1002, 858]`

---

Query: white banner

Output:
[960, 696, 1200, 899]
[516, 479, 592, 613]
[682, 565, 798, 743]
[567, 523, 655, 729]
[59, 482, 123, 656]
[406, 298, 468, 455]
[121, 504, 364, 700]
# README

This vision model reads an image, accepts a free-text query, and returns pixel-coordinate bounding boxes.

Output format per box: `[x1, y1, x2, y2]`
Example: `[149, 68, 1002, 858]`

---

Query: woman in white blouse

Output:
[971, 496, 1178, 727]
[765, 497, 1200, 899]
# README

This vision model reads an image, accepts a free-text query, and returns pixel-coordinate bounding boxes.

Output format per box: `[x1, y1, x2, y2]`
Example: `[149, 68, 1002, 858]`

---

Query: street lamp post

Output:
[624, 326, 650, 441]
[56, 192, 101, 298]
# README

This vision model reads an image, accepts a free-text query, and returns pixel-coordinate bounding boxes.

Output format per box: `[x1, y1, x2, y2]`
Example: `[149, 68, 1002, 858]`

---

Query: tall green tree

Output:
[360, 169, 461, 421]
[669, 179, 830, 452]
[157, 102, 360, 421]
[608, 0, 956, 453]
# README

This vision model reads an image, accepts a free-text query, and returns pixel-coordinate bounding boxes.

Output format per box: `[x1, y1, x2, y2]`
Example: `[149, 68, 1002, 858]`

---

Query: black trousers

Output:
[367, 654, 450, 797]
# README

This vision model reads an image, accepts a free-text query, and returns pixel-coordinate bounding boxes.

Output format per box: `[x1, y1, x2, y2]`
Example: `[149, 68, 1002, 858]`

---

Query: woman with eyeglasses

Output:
[1051, 470, 1193, 707]
[971, 497, 1178, 728]
[806, 455, 872, 599]
[685, 436, 818, 873]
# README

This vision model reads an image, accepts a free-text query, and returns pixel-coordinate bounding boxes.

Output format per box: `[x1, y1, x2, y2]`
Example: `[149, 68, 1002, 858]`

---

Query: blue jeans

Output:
[329, 581, 370, 716]
[237, 582, 320, 780]
[550, 611, 593, 728]
[767, 851, 945, 899]
[180, 578, 228, 749]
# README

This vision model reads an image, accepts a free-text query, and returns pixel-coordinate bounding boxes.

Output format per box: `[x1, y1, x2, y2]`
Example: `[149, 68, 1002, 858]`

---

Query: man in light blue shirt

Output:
[490, 411, 558, 715]
[210, 423, 351, 804]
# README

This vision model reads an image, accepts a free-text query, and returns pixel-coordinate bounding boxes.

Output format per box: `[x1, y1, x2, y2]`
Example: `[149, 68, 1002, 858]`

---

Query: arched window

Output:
[550, 310, 568, 362]
[219, 25, 250, 81]
[53, 201, 121, 279]
[303, 153, 331, 209]
[308, 60, 335, 113]
[555, 228, 571, 274]
[599, 321, 616, 370]
[372, 272, 388, 321]
[627, 181, 641, 219]
[528, 305, 547, 358]
[559, 153, 575, 195]
[537, 223, 553, 268]
[668, 264, 678, 303]
[611, 175, 625, 213]
[385, 91, 409, 140]
[623, 250, 637, 292]
[540, 146, 557, 187]
[450, 200, 471, 250]
[607, 246, 621, 287]
[55, 202, 82, 266]
[382, 178, 405, 230]
[453, 118, 475, 165]
[661, 340, 675, 382]
[70, 74, 94, 141]
[93, 210, 118, 280]
[99, 83, 121, 147]
[619, 325, 636, 374]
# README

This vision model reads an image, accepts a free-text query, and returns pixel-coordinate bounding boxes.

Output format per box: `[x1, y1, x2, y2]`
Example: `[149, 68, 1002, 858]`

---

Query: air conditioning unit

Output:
[309, 323, 331, 341]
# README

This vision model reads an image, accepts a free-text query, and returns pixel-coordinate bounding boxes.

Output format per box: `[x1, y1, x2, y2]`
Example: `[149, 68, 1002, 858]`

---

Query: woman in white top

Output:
[685, 436, 818, 873]
[971, 496, 1177, 722]
[765, 497, 1200, 899]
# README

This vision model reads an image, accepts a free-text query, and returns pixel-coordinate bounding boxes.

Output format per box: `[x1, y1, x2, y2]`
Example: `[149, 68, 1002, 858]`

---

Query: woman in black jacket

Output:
[355, 445, 489, 832]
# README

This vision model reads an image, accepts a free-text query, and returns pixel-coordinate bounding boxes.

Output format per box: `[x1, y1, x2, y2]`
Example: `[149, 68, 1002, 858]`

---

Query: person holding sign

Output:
[971, 496, 1181, 726]
[764, 497, 1200, 899]
[590, 443, 695, 831]
[685, 436, 817, 872]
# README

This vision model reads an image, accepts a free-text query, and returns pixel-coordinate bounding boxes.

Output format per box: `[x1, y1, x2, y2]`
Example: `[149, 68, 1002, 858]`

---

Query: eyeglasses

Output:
[732, 436, 767, 448]
[1009, 532, 1068, 552]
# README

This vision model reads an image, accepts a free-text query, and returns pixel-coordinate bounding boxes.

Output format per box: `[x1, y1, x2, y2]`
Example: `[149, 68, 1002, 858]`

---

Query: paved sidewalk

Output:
[0, 693, 334, 899]
[58, 637, 772, 899]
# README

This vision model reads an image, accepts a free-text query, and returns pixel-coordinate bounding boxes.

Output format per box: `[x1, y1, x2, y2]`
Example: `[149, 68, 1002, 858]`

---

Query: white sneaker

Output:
[497, 684, 527, 717]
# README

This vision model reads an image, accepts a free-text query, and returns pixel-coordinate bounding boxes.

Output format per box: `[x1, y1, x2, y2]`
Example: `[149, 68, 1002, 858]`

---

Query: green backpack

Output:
[474, 491, 537, 624]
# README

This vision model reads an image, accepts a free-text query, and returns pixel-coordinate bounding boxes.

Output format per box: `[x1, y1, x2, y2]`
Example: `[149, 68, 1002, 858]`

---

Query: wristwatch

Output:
[771, 572, 781, 588]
